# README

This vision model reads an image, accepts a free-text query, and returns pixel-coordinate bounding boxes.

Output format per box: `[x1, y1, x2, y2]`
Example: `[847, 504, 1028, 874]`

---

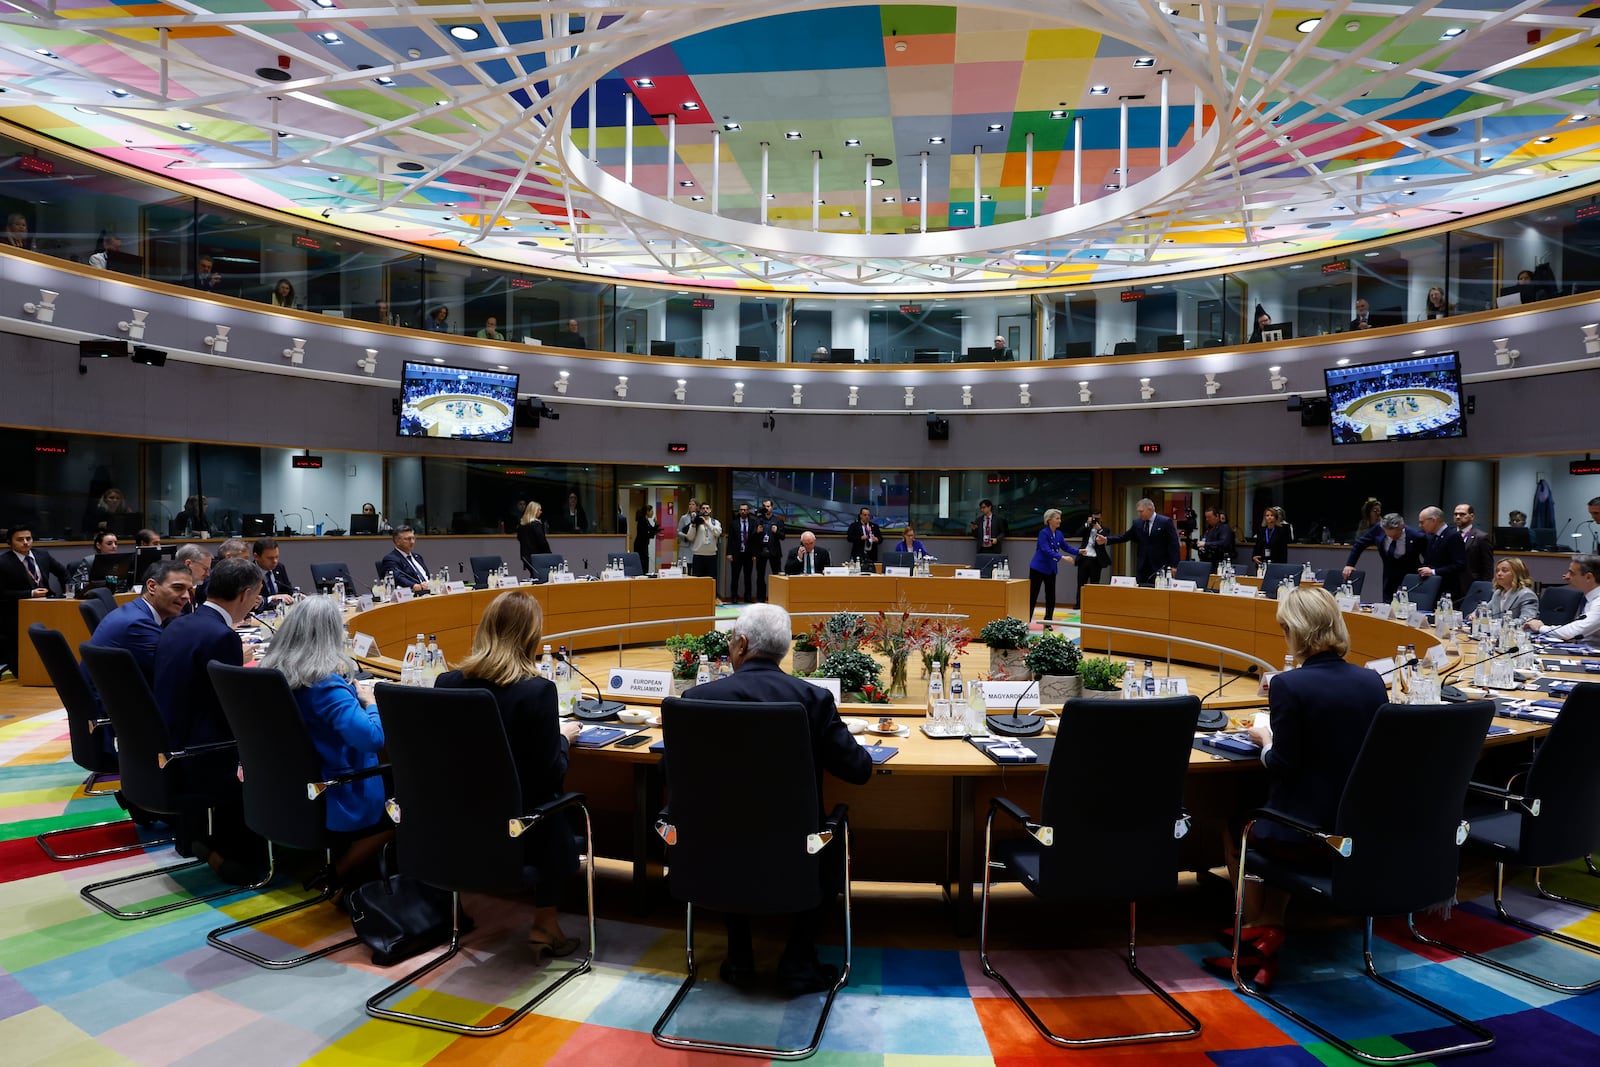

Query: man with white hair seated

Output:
[685, 602, 872, 995]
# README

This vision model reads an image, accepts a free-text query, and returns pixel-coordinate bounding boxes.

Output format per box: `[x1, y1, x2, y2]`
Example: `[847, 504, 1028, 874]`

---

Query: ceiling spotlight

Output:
[634, 77, 654, 89]
[554, 370, 570, 394]
[784, 130, 802, 140]
[679, 180, 695, 187]
[1440, 27, 1465, 39]
[34, 49, 58, 59]
[1030, 185, 1044, 192]
[867, 177, 884, 186]
[108, 89, 131, 98]
[316, 32, 342, 44]
[881, 196, 897, 203]
[681, 101, 700, 111]
[176, 122, 194, 131]
[1078, 381, 1092, 403]
[614, 375, 629, 398]
[1139, 377, 1156, 401]
[1049, 110, 1067, 119]
[1089, 85, 1109, 96]
[1296, 18, 1321, 32]
[907, 195, 921, 203]
[844, 138, 861, 147]
[1268, 366, 1287, 392]
[689, 195, 705, 202]
[312, 0, 337, 7]
[723, 122, 740, 132]
[448, 26, 480, 41]
[1104, 183, 1121, 190]
[987, 123, 1005, 132]
[979, 194, 992, 201]
[1133, 57, 1155, 68]
[328, 174, 343, 182]
[374, 76, 395, 86]
[1536, 136, 1555, 144]
[1493, 337, 1520, 367]
[1204, 373, 1220, 396]
[928, 136, 945, 145]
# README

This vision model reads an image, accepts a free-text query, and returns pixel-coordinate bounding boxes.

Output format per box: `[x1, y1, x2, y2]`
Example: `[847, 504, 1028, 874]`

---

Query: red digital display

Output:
[1321, 260, 1350, 274]
[899, 304, 923, 314]
[1569, 459, 1600, 476]
[667, 442, 688, 454]
[291, 455, 323, 469]
[19, 155, 53, 175]
[293, 234, 322, 250]
[690, 298, 715, 309]
[1119, 289, 1145, 302]
[34, 440, 67, 456]
[1139, 443, 1161, 455]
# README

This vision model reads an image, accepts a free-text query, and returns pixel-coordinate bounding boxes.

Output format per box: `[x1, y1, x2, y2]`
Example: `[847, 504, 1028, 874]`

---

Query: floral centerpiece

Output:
[978, 616, 1031, 680]
[865, 603, 929, 700]
[817, 648, 882, 695]
[665, 633, 704, 694]
[919, 615, 972, 689]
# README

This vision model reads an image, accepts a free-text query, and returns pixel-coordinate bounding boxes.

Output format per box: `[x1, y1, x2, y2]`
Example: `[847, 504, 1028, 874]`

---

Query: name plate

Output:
[983, 679, 1041, 709]
[884, 566, 911, 576]
[1366, 657, 1396, 677]
[351, 631, 377, 657]
[1170, 579, 1198, 591]
[494, 574, 519, 588]
[1409, 611, 1431, 629]
[1225, 585, 1257, 597]
[804, 676, 842, 702]
[946, 567, 976, 579]
[822, 566, 850, 576]
[605, 668, 672, 699]
[1370, 603, 1392, 619]
[356, 594, 372, 612]
[1427, 643, 1448, 666]
[600, 569, 626, 581]
[659, 566, 683, 578]
[549, 571, 576, 584]
[393, 586, 414, 602]
[444, 580, 466, 594]
[1110, 575, 1138, 587]
[1336, 594, 1360, 612]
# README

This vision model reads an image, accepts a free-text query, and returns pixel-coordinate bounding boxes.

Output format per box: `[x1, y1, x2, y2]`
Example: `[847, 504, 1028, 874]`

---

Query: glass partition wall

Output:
[6, 129, 1600, 365]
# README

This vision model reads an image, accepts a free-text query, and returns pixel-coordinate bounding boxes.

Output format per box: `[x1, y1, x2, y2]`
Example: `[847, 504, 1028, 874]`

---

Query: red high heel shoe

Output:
[1215, 923, 1286, 957]
[1202, 951, 1280, 990]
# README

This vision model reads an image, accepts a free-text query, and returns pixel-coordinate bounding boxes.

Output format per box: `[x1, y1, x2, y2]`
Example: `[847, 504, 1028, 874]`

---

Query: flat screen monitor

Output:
[101, 511, 144, 537]
[1059, 341, 1092, 359]
[87, 550, 135, 585]
[912, 349, 942, 364]
[734, 345, 763, 361]
[1156, 333, 1186, 352]
[134, 546, 163, 583]
[649, 340, 676, 357]
[348, 512, 380, 535]
[398, 361, 519, 444]
[1112, 341, 1139, 355]
[829, 348, 856, 363]
[1494, 526, 1532, 551]
[242, 513, 276, 538]
[1324, 350, 1465, 446]
[1260, 323, 1294, 342]
[966, 347, 993, 361]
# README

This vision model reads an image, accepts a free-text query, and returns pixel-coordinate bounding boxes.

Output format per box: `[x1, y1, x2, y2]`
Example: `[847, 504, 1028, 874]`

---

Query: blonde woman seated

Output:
[1206, 586, 1388, 988]
[258, 596, 391, 886]
[435, 592, 583, 956]
[1487, 557, 1539, 623]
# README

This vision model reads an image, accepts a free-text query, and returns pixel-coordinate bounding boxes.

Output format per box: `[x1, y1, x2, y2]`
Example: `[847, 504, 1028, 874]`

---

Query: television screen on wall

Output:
[1324, 351, 1465, 446]
[397, 362, 519, 443]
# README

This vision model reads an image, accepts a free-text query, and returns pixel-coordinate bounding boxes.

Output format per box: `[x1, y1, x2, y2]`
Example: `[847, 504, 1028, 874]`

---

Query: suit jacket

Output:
[1263, 652, 1388, 833]
[1252, 525, 1290, 566]
[256, 561, 293, 599]
[1421, 527, 1470, 601]
[1104, 514, 1181, 583]
[1198, 522, 1237, 565]
[973, 513, 1008, 553]
[1460, 527, 1495, 586]
[685, 658, 872, 803]
[783, 546, 832, 575]
[1075, 521, 1106, 575]
[379, 548, 429, 586]
[89, 598, 164, 679]
[728, 515, 760, 557]
[846, 520, 882, 563]
[517, 521, 551, 559]
[152, 603, 243, 747]
[754, 517, 785, 562]
[0, 549, 68, 601]
[1345, 523, 1425, 601]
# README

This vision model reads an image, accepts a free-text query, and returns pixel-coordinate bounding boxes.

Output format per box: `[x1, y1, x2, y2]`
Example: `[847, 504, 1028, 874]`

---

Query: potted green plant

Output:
[699, 628, 730, 663]
[817, 648, 882, 695]
[665, 633, 704, 696]
[979, 616, 1031, 680]
[818, 611, 866, 654]
[1023, 632, 1082, 703]
[1078, 656, 1126, 700]
[791, 630, 819, 675]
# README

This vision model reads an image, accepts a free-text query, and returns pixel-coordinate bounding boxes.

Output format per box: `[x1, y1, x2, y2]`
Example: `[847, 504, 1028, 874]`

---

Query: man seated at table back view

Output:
[379, 525, 430, 594]
[686, 603, 872, 994]
[1526, 554, 1600, 643]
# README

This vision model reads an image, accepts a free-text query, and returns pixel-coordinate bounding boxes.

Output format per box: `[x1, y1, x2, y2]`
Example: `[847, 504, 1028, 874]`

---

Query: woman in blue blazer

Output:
[1027, 508, 1079, 622]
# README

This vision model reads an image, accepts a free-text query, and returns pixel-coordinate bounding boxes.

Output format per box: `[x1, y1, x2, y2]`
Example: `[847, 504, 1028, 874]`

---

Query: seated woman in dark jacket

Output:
[435, 591, 583, 956]
[1209, 585, 1388, 987]
[258, 596, 391, 885]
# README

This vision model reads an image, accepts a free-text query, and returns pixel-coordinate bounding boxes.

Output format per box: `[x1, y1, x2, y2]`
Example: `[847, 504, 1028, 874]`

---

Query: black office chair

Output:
[1400, 574, 1442, 612]
[975, 552, 1006, 578]
[1228, 701, 1498, 1065]
[308, 562, 358, 595]
[1260, 563, 1301, 598]
[28, 624, 164, 862]
[1173, 560, 1214, 585]
[981, 696, 1203, 1047]
[373, 560, 388, 581]
[78, 595, 113, 635]
[524, 552, 564, 583]
[366, 684, 594, 1036]
[1538, 586, 1585, 627]
[1458, 580, 1494, 616]
[1409, 683, 1600, 993]
[652, 697, 851, 1059]
[205, 663, 379, 968]
[76, 644, 270, 920]
[470, 554, 506, 586]
[881, 550, 916, 571]
[605, 552, 642, 577]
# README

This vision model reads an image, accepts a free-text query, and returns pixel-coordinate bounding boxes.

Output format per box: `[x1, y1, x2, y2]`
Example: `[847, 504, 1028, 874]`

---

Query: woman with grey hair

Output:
[1027, 508, 1079, 622]
[259, 596, 390, 883]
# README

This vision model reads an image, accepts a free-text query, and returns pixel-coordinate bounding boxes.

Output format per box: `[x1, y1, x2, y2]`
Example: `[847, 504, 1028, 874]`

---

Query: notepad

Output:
[866, 744, 898, 764]
[574, 725, 638, 748]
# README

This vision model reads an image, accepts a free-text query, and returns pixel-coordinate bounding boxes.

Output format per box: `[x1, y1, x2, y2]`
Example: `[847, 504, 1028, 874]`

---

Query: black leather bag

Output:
[347, 850, 464, 965]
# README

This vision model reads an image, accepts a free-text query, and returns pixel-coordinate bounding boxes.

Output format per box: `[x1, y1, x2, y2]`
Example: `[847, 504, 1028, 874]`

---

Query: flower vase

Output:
[888, 654, 910, 701]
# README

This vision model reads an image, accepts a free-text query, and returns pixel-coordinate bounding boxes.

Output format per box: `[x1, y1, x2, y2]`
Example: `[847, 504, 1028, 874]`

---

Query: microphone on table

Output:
[987, 680, 1045, 737]
[1438, 642, 1529, 701]
[1192, 665, 1260, 731]
[558, 650, 626, 721]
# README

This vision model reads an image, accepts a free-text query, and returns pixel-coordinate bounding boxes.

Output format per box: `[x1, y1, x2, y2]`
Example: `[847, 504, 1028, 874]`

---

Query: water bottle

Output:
[927, 660, 944, 727]
[1124, 660, 1141, 699]
[717, 655, 731, 679]
[403, 633, 425, 686]
[964, 678, 986, 734]
[555, 646, 571, 685]
[555, 651, 577, 713]
[334, 577, 345, 602]
[696, 654, 711, 686]
[1301, 561, 1316, 586]
[1142, 659, 1156, 697]
[1390, 655, 1407, 704]
[425, 634, 444, 684]
[1472, 640, 1490, 688]
[540, 643, 554, 680]
[1417, 657, 1439, 704]
[949, 662, 964, 708]
[1282, 652, 1294, 676]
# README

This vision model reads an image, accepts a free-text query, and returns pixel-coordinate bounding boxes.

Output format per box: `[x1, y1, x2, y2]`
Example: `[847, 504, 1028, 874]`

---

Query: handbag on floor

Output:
[347, 846, 469, 965]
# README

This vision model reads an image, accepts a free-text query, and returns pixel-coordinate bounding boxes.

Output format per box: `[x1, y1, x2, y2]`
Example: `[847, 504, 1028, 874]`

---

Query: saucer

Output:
[865, 723, 907, 737]
[841, 717, 869, 735]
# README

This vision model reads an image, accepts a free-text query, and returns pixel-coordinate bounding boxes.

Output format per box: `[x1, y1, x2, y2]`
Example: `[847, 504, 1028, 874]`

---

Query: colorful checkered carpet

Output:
[5, 705, 1600, 1064]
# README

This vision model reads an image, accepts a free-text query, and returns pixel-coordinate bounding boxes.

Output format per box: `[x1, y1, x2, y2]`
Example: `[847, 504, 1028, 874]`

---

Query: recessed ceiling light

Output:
[979, 193, 992, 200]
[374, 76, 394, 86]
[448, 26, 480, 41]
[929, 136, 945, 144]
[1089, 85, 1109, 96]
[1030, 185, 1043, 192]
[814, 199, 826, 205]
[256, 65, 291, 81]
[108, 89, 130, 98]
[72, 106, 93, 114]
[328, 175, 342, 182]
[1572, 114, 1589, 122]
[765, 193, 776, 199]
[1395, 176, 1410, 182]
[844, 138, 860, 147]
[839, 210, 853, 217]
[987, 123, 1005, 132]
[881, 196, 897, 203]
[953, 207, 968, 215]
[784, 130, 802, 140]
[316, 32, 342, 44]
[722, 122, 740, 132]
[681, 101, 700, 111]
[1440, 27, 1465, 39]
[1133, 57, 1155, 68]
[1402, 190, 1416, 196]
[1536, 136, 1555, 144]
[679, 180, 694, 187]
[503, 214, 520, 221]
[907, 195, 921, 203]
[397, 160, 426, 172]
[690, 195, 705, 201]
[34, 48, 57, 58]
[176, 122, 194, 131]
[1296, 18, 1320, 32]
[1104, 183, 1120, 190]
[1049, 109, 1067, 119]
[867, 177, 884, 186]
[633, 77, 653, 89]
[1481, 156, 1495, 163]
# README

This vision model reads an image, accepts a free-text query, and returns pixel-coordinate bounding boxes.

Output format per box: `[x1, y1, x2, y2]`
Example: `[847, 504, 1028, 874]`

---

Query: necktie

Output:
[741, 519, 748, 546]
[408, 555, 424, 582]
[24, 554, 40, 585]
[805, 552, 812, 574]
[984, 517, 990, 541]
[264, 570, 276, 595]
[1147, 520, 1154, 537]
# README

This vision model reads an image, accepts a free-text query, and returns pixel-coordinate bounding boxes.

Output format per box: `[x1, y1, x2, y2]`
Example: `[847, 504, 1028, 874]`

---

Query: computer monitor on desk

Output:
[242, 513, 275, 538]
[88, 551, 135, 586]
[912, 349, 942, 364]
[1059, 341, 1092, 359]
[349, 513, 380, 535]
[649, 340, 676, 357]
[1260, 323, 1293, 342]
[1494, 526, 1532, 551]
[735, 345, 763, 362]
[1156, 333, 1186, 352]
[830, 348, 856, 363]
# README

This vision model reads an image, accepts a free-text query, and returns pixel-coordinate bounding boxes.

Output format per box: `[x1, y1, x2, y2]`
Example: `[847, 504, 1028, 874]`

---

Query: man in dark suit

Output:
[1417, 505, 1469, 601]
[252, 536, 294, 606]
[1, 522, 70, 676]
[1198, 506, 1237, 566]
[1342, 513, 1424, 601]
[845, 507, 882, 567]
[753, 498, 784, 602]
[1349, 298, 1374, 331]
[970, 499, 1007, 556]
[725, 502, 758, 603]
[150, 556, 266, 880]
[783, 532, 831, 575]
[1097, 498, 1181, 586]
[89, 561, 194, 680]
[686, 602, 872, 994]
[1074, 509, 1106, 606]
[378, 525, 430, 594]
[1453, 503, 1495, 587]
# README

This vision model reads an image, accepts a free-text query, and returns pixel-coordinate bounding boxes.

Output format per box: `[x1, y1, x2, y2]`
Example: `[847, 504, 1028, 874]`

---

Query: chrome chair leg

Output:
[365, 807, 596, 1036]
[38, 821, 174, 863]
[652, 822, 851, 1060]
[82, 769, 120, 797]
[1407, 862, 1600, 994]
[206, 847, 363, 969]
[79, 840, 276, 921]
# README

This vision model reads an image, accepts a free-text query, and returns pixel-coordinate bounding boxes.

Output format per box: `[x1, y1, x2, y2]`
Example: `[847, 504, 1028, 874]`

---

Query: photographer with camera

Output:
[681, 500, 723, 586]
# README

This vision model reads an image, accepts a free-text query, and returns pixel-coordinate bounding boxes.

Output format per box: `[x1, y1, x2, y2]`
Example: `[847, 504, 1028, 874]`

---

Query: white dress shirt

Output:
[1539, 585, 1600, 643]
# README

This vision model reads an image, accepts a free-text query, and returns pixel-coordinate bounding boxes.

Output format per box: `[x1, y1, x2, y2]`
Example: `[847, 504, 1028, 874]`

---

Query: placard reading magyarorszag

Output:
[604, 668, 672, 699]
[982, 680, 1041, 709]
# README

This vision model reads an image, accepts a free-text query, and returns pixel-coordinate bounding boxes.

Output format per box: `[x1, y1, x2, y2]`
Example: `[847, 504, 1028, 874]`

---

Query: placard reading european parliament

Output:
[605, 669, 671, 699]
